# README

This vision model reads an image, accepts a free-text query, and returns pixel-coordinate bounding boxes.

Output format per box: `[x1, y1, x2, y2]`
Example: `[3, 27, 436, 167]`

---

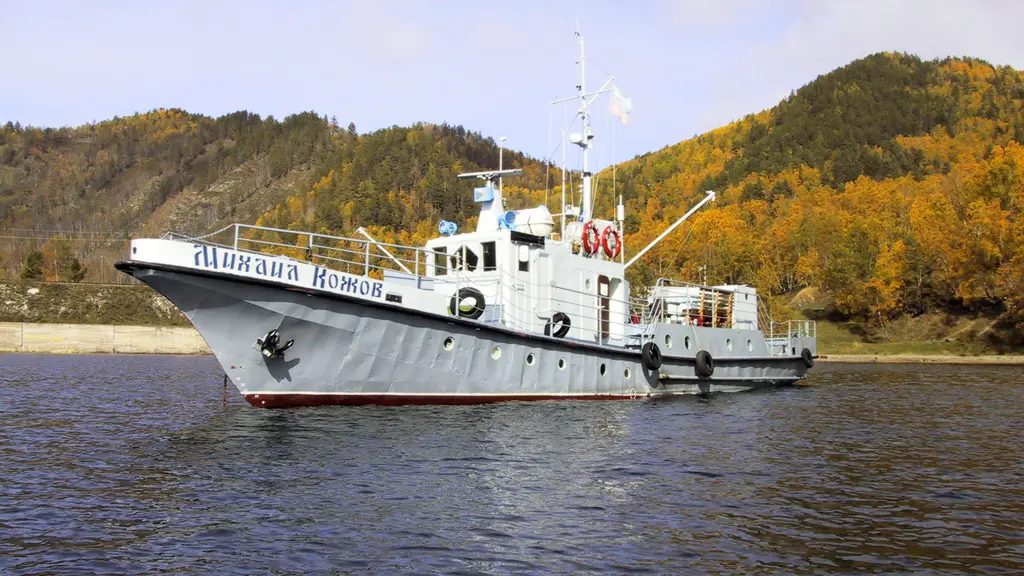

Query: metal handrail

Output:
[162, 223, 817, 348]
[163, 222, 462, 290]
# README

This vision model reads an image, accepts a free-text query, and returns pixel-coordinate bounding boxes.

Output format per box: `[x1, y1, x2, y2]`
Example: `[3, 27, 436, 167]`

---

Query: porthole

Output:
[600, 363, 607, 376]
[491, 345, 502, 360]
[665, 335, 673, 349]
[443, 336, 455, 351]
[132, 247, 137, 255]
[747, 339, 753, 352]
[585, 278, 592, 290]
[558, 357, 567, 370]
[624, 367, 632, 379]
[727, 339, 733, 351]
[526, 353, 536, 366]
[792, 347, 797, 355]
[684, 336, 691, 350]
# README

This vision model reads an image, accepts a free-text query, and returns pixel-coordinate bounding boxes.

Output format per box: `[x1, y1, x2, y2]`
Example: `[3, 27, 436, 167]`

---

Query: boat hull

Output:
[119, 263, 811, 407]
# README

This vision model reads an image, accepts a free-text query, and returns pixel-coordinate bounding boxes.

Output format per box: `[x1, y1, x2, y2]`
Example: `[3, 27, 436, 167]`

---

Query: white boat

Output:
[115, 29, 817, 407]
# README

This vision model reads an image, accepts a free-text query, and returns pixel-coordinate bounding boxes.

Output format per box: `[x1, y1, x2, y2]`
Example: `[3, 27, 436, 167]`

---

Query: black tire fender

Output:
[801, 348, 814, 368]
[695, 349, 715, 378]
[449, 287, 485, 320]
[641, 342, 662, 371]
[544, 312, 571, 339]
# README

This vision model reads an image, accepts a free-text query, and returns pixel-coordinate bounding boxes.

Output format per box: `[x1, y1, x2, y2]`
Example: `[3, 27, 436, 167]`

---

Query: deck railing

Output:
[164, 224, 814, 351]
[165, 223, 452, 281]
[646, 278, 738, 328]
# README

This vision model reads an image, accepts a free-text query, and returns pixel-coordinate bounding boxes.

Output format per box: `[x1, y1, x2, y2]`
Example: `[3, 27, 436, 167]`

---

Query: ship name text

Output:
[192, 244, 383, 300]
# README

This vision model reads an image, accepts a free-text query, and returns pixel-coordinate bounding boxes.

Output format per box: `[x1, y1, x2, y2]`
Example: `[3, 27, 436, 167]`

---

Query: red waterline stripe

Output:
[243, 392, 643, 408]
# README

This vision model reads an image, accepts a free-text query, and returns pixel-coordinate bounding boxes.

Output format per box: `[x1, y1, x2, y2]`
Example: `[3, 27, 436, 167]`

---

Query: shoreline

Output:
[3, 322, 1023, 364]
[817, 354, 1024, 365]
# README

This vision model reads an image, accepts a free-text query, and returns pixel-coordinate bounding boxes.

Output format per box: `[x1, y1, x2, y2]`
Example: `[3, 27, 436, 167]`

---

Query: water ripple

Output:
[1, 355, 1022, 574]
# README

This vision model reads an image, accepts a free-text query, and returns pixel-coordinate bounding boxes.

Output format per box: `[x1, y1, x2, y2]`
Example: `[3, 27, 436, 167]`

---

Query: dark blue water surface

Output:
[1, 354, 1022, 575]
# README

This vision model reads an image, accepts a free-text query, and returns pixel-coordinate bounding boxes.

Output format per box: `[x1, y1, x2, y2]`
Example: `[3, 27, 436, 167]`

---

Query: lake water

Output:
[1, 354, 1022, 575]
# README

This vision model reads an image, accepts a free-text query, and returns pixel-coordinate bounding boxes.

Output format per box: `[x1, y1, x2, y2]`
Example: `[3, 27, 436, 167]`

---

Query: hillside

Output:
[607, 53, 1024, 346]
[2, 52, 1023, 348]
[0, 114, 548, 281]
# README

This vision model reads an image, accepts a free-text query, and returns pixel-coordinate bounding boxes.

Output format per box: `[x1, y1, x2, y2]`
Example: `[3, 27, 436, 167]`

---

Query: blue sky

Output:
[2, 1, 1023, 169]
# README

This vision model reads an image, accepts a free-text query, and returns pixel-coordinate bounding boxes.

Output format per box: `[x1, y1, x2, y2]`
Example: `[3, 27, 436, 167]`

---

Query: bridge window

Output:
[450, 245, 479, 272]
[434, 246, 447, 276]
[483, 242, 496, 271]
[465, 246, 479, 271]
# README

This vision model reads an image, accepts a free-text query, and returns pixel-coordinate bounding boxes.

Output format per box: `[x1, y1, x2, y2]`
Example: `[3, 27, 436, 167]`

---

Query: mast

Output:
[575, 26, 593, 221]
[560, 127, 567, 237]
[552, 26, 617, 225]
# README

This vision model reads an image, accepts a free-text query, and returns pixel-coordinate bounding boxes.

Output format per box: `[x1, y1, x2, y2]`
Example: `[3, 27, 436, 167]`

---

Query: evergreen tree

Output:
[69, 258, 87, 283]
[20, 250, 44, 280]
[43, 236, 78, 282]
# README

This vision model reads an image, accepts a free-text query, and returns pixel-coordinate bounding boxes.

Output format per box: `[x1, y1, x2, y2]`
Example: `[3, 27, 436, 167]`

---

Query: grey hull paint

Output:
[123, 264, 811, 407]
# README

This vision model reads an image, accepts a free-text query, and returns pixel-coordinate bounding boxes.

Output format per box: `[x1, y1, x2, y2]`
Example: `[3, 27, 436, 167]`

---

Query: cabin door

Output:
[512, 244, 530, 332]
[533, 251, 551, 322]
[598, 274, 610, 341]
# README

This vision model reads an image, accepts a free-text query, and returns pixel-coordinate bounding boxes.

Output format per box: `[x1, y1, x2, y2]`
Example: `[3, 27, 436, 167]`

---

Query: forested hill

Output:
[0, 114, 547, 282]
[2, 52, 1023, 340]
[610, 52, 1024, 336]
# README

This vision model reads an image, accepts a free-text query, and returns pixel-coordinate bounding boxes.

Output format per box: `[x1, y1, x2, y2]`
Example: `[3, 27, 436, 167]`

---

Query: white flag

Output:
[609, 84, 633, 125]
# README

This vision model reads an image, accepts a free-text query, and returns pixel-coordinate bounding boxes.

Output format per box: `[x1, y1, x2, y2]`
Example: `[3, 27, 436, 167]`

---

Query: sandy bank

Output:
[817, 354, 1024, 365]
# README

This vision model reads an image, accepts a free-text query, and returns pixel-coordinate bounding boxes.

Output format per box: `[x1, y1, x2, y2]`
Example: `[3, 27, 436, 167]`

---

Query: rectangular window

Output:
[518, 259, 529, 272]
[483, 242, 496, 271]
[434, 246, 447, 276]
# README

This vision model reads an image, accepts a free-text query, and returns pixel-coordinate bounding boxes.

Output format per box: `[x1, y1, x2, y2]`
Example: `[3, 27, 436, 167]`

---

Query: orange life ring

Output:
[601, 227, 621, 259]
[582, 221, 600, 255]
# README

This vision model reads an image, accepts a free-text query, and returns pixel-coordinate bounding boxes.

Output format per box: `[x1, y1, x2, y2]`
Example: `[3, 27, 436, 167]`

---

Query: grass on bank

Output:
[783, 288, 1001, 356]
[0, 281, 190, 326]
[812, 316, 985, 356]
